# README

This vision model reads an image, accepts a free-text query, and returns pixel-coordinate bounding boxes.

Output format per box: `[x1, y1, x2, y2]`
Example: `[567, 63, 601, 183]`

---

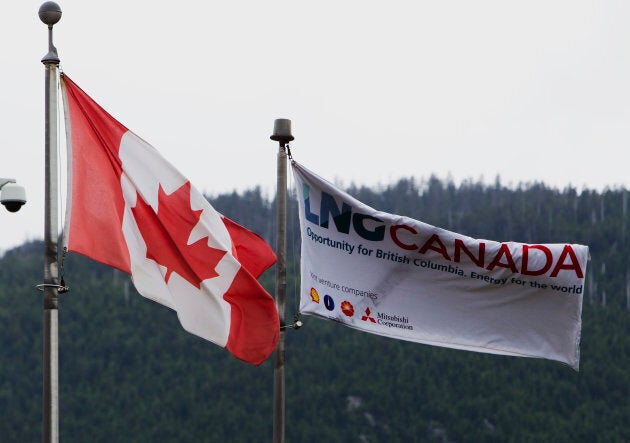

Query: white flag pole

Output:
[39, 2, 62, 442]
[270, 119, 294, 443]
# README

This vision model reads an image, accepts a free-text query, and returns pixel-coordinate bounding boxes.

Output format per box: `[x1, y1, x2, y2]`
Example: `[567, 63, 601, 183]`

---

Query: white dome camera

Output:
[0, 179, 27, 213]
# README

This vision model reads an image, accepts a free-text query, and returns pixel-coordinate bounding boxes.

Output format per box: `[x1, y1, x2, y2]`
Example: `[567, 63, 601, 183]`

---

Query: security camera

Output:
[0, 179, 27, 213]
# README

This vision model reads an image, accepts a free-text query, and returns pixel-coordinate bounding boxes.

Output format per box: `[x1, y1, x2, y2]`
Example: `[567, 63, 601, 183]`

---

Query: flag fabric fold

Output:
[293, 161, 588, 370]
[61, 74, 279, 365]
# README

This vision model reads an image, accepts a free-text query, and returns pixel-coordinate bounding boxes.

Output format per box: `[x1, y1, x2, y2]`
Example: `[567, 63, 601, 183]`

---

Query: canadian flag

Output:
[60, 74, 279, 365]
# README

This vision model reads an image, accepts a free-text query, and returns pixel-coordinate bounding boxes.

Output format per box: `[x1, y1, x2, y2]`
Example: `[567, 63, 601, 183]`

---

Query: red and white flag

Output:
[61, 74, 279, 365]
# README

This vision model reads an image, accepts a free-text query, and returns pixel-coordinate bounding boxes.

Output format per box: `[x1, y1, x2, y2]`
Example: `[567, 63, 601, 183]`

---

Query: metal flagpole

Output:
[39, 2, 62, 442]
[270, 119, 294, 443]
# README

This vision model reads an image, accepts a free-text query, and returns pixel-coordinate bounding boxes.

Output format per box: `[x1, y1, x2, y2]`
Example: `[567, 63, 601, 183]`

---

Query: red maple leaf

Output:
[131, 182, 227, 288]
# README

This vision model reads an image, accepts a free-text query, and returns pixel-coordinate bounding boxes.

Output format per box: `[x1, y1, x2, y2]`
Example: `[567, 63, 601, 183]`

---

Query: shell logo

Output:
[310, 288, 320, 303]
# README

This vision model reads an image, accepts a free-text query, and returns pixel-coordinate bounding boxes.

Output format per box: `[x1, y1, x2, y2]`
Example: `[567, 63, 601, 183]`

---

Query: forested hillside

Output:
[0, 177, 628, 442]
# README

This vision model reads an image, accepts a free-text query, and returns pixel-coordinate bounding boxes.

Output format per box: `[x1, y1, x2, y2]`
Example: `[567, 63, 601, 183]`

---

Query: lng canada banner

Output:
[293, 161, 589, 370]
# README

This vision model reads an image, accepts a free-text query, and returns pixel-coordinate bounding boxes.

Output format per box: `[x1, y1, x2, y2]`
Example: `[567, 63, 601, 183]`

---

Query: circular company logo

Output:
[341, 300, 354, 317]
[323, 294, 335, 311]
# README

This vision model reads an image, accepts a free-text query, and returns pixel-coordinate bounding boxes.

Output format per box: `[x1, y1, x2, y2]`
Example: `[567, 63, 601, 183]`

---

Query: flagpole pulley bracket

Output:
[281, 314, 303, 330]
[36, 283, 69, 294]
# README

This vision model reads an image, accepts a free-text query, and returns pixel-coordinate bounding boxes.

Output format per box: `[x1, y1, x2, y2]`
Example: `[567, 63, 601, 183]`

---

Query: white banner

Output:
[293, 161, 588, 370]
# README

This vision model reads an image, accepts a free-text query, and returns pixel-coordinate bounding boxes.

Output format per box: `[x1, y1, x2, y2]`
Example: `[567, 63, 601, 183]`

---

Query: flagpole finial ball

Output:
[39, 2, 62, 26]
[270, 118, 294, 143]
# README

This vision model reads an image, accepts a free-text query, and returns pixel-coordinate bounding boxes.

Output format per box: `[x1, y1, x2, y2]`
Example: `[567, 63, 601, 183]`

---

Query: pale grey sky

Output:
[2, 1, 629, 253]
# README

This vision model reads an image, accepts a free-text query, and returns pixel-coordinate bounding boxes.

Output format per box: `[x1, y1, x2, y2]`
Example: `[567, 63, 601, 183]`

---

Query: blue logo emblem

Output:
[323, 294, 335, 311]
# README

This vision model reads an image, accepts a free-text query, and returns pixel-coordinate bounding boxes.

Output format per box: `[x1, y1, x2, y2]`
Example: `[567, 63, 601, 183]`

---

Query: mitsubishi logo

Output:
[361, 307, 376, 323]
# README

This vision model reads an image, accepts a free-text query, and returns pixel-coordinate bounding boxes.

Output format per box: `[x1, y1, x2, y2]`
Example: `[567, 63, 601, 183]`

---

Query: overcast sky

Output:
[1, 1, 629, 253]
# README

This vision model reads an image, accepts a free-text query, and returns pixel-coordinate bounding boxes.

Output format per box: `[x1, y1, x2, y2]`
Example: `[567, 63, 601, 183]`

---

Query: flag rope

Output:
[57, 247, 69, 294]
[279, 148, 303, 331]
[56, 68, 65, 240]
[56, 69, 69, 295]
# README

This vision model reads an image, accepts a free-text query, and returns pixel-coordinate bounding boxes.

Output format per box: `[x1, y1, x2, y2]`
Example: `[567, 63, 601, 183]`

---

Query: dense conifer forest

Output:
[0, 176, 628, 442]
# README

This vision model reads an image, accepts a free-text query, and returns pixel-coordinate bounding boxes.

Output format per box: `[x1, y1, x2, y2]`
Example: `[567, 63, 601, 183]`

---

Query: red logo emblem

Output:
[361, 308, 376, 323]
[341, 301, 354, 317]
